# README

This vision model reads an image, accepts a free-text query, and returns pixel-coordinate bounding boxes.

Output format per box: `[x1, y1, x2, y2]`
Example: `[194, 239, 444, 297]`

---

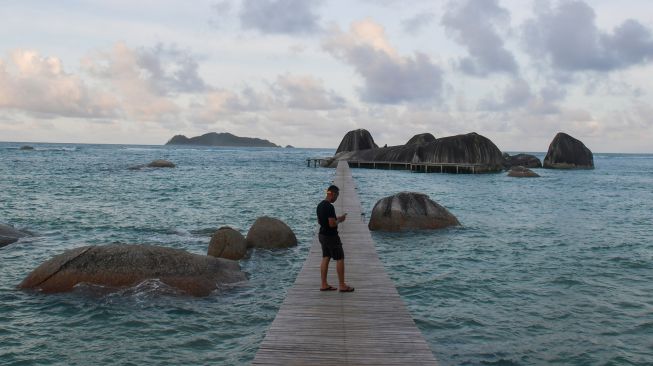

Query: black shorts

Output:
[319, 234, 344, 260]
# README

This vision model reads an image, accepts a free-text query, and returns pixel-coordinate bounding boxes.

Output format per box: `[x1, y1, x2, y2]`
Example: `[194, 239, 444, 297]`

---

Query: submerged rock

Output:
[0, 237, 18, 248]
[208, 227, 248, 260]
[335, 129, 378, 154]
[147, 159, 176, 168]
[19, 145, 34, 150]
[406, 133, 436, 145]
[543, 132, 594, 169]
[503, 153, 542, 169]
[129, 159, 176, 170]
[19, 244, 246, 296]
[0, 223, 29, 248]
[507, 166, 540, 178]
[246, 217, 297, 249]
[368, 192, 460, 232]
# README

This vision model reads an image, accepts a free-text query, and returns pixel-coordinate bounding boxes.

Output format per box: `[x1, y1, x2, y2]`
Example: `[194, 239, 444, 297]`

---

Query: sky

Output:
[1, 0, 652, 152]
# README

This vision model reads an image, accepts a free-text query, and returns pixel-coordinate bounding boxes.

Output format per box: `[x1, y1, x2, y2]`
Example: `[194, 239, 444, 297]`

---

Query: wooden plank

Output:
[252, 161, 438, 365]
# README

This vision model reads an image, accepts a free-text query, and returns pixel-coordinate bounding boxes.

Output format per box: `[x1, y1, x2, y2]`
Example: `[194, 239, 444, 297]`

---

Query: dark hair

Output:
[327, 185, 339, 192]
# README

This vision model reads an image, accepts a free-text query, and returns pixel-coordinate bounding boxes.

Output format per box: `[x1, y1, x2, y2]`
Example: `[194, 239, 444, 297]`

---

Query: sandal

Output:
[320, 286, 337, 291]
[339, 286, 355, 293]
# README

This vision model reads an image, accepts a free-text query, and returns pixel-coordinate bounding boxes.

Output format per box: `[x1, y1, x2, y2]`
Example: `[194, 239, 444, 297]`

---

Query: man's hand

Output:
[338, 213, 347, 223]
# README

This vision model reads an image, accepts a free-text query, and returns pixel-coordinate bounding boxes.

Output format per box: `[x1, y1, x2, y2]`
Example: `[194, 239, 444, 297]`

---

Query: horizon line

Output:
[0, 140, 651, 155]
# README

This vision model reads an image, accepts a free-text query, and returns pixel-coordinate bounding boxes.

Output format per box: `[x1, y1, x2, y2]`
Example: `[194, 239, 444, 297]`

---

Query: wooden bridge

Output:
[253, 161, 438, 365]
[307, 158, 482, 174]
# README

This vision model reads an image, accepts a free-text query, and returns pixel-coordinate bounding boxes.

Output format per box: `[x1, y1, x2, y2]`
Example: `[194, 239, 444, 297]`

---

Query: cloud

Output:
[0, 50, 119, 118]
[189, 89, 241, 124]
[273, 74, 345, 110]
[522, 0, 653, 72]
[442, 0, 518, 76]
[189, 73, 345, 126]
[210, 1, 233, 28]
[532, 83, 566, 114]
[239, 0, 323, 35]
[477, 78, 567, 114]
[84, 42, 206, 95]
[82, 42, 182, 122]
[0, 43, 210, 124]
[402, 12, 436, 34]
[478, 78, 532, 111]
[323, 20, 443, 104]
[137, 43, 207, 94]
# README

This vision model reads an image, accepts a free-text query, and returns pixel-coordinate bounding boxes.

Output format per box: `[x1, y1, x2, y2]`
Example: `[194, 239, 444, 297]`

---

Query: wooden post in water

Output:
[253, 161, 438, 365]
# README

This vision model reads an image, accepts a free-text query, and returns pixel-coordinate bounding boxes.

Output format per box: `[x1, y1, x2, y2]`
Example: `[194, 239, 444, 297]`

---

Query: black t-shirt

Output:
[317, 200, 337, 236]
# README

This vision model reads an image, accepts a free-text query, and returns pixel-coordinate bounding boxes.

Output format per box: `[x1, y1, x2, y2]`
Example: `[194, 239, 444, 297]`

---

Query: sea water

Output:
[0, 142, 651, 365]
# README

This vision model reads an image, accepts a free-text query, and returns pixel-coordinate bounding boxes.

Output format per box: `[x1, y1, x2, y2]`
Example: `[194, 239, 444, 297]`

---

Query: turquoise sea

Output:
[1, 142, 652, 365]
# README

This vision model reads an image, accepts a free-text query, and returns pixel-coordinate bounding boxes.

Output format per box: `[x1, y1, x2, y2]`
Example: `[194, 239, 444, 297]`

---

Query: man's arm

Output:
[328, 213, 347, 228]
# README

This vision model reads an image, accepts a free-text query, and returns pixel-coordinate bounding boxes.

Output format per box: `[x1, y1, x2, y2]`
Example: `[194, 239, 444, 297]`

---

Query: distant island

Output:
[165, 132, 279, 147]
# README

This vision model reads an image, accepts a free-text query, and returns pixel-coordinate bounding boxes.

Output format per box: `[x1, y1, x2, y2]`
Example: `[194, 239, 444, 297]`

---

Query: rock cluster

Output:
[207, 217, 297, 260]
[368, 192, 460, 231]
[19, 244, 247, 297]
[326, 129, 594, 174]
[328, 131, 504, 172]
[19, 215, 296, 296]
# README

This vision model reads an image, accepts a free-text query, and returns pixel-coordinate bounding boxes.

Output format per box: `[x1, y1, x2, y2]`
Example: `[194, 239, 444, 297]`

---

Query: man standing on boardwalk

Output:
[316, 185, 354, 292]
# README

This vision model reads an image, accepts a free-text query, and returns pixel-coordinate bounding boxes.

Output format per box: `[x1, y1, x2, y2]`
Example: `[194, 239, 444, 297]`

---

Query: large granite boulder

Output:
[0, 223, 29, 248]
[19, 244, 247, 296]
[415, 133, 503, 169]
[368, 192, 460, 231]
[246, 217, 297, 249]
[208, 227, 248, 260]
[327, 132, 504, 172]
[507, 166, 540, 178]
[503, 153, 542, 169]
[335, 129, 379, 154]
[406, 133, 436, 145]
[543, 132, 594, 169]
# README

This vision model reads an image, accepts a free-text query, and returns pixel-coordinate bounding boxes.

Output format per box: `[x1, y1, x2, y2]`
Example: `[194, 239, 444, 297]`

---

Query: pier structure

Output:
[306, 157, 328, 167]
[253, 161, 438, 365]
[307, 158, 482, 174]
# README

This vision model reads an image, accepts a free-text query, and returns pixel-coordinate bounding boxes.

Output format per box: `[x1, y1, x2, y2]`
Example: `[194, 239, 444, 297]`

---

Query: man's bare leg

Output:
[336, 259, 354, 291]
[336, 259, 346, 289]
[320, 256, 331, 289]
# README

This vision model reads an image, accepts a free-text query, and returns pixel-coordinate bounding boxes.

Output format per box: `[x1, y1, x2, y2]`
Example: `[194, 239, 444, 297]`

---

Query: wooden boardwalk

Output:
[253, 161, 438, 365]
